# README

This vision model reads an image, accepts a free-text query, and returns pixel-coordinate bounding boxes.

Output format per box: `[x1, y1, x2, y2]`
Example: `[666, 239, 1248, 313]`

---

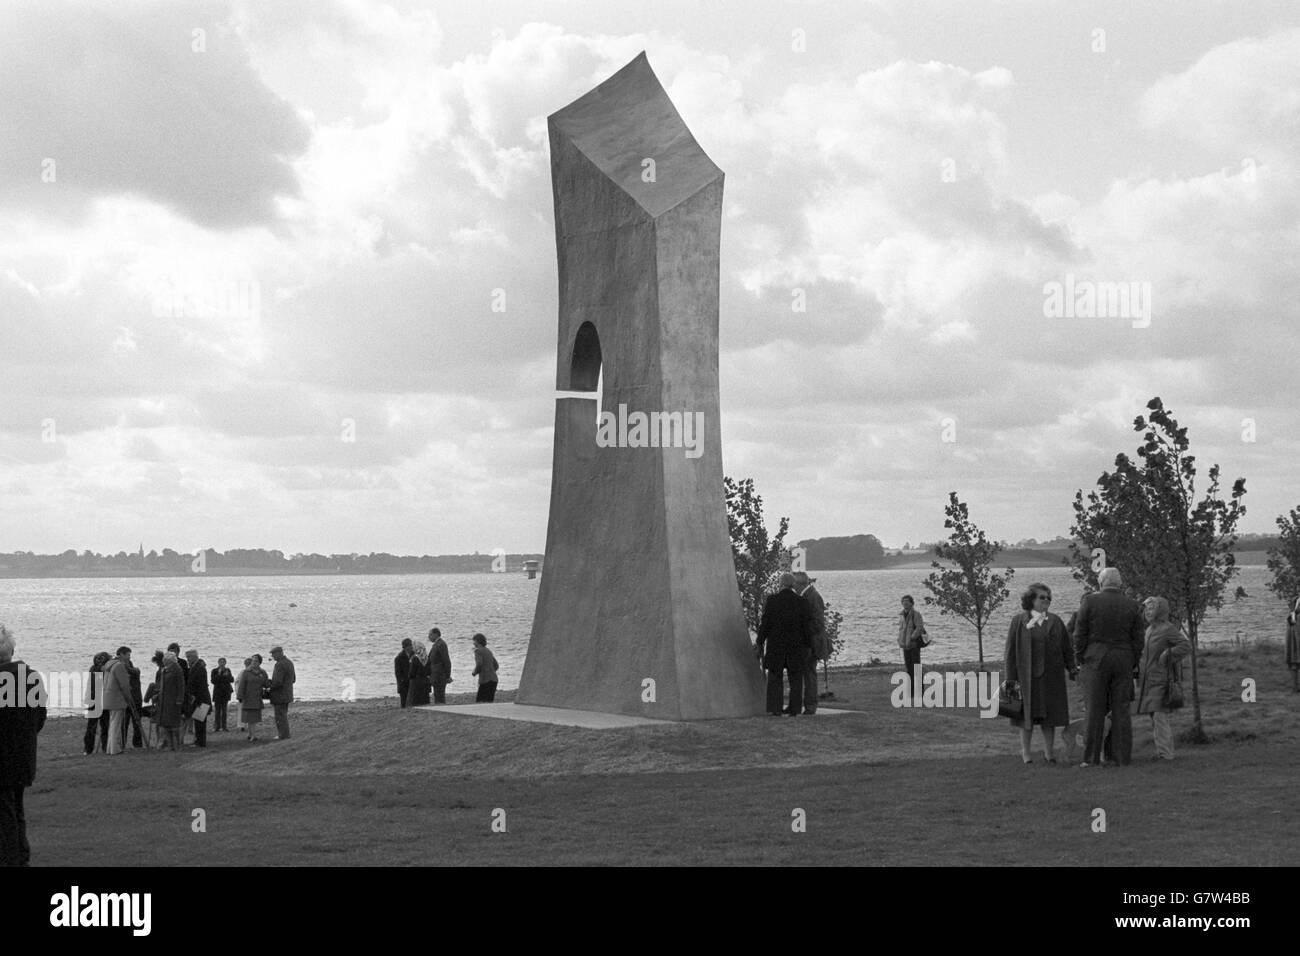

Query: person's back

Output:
[1075, 570, 1144, 767]
[1074, 588, 1144, 663]
[760, 589, 812, 651]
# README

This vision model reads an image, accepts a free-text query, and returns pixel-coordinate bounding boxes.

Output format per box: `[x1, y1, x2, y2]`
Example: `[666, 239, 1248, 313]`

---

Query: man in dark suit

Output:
[394, 638, 414, 707]
[427, 629, 451, 704]
[755, 573, 814, 716]
[793, 571, 826, 715]
[1073, 567, 1146, 766]
[184, 650, 211, 748]
[0, 624, 46, 867]
[268, 645, 296, 739]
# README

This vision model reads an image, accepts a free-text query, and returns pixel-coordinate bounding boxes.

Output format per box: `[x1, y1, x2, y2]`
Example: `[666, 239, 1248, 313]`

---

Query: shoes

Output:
[1078, 762, 1092, 767]
[1021, 755, 1033, 764]
[1046, 757, 1058, 764]
[803, 710, 816, 715]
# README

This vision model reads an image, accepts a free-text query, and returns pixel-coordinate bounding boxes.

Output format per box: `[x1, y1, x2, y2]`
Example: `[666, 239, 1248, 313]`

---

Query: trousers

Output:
[0, 784, 29, 867]
[83, 714, 109, 754]
[476, 682, 498, 703]
[1150, 712, 1174, 759]
[1084, 647, 1134, 765]
[107, 710, 126, 754]
[765, 649, 805, 715]
[214, 700, 229, 731]
[273, 703, 291, 738]
[802, 651, 819, 713]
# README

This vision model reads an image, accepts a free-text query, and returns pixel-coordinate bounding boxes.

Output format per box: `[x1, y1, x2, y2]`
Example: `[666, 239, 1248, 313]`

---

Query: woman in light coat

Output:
[1004, 583, 1076, 764]
[236, 654, 268, 741]
[1134, 596, 1191, 760]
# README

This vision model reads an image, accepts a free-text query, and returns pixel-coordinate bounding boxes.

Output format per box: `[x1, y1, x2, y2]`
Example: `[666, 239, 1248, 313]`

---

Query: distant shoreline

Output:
[0, 551, 1271, 579]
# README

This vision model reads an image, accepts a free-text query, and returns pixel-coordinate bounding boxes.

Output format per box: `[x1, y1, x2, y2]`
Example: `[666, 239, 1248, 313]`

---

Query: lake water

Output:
[1, 566, 1285, 704]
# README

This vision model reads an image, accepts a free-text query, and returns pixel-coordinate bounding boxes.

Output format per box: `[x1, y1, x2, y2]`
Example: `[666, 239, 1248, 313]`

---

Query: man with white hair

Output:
[1073, 567, 1146, 766]
[0, 624, 47, 866]
[756, 572, 815, 716]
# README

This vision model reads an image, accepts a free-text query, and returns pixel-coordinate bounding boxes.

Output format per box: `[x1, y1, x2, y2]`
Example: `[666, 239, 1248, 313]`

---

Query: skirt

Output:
[241, 708, 262, 725]
[1287, 624, 1300, 671]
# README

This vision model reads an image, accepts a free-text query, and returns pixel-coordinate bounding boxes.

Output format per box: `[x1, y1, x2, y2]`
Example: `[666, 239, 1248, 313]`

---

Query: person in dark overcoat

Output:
[406, 641, 432, 707]
[755, 573, 814, 716]
[395, 638, 414, 707]
[210, 658, 234, 732]
[1004, 583, 1076, 763]
[185, 650, 211, 748]
[157, 652, 187, 751]
[427, 629, 451, 704]
[0, 624, 46, 867]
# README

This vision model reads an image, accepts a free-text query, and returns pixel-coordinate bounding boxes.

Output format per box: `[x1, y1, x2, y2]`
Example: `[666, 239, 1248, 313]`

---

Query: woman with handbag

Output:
[1004, 584, 1076, 764]
[1134, 596, 1191, 761]
[406, 640, 432, 707]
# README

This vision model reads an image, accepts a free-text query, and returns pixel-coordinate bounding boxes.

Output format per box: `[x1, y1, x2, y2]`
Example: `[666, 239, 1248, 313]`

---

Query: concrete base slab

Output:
[416, 702, 673, 729]
[416, 702, 859, 728]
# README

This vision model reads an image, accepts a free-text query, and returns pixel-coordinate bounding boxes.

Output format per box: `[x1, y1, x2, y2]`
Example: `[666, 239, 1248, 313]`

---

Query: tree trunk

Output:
[976, 624, 984, 664]
[1186, 619, 1209, 744]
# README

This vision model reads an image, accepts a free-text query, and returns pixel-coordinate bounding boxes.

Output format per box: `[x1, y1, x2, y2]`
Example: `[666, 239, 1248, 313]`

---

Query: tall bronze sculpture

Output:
[516, 53, 766, 720]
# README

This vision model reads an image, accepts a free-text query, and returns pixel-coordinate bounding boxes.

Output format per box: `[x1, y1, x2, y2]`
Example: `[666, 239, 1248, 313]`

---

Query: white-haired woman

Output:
[406, 640, 431, 707]
[157, 651, 187, 751]
[1134, 596, 1191, 761]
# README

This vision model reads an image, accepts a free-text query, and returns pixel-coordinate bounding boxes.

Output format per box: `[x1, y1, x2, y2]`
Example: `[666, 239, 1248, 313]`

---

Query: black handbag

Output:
[998, 680, 1023, 719]
[1163, 664, 1185, 710]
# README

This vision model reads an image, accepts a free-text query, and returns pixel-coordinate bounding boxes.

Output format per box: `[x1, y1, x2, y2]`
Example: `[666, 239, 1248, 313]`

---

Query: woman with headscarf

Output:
[1004, 583, 1076, 764]
[157, 651, 187, 751]
[1134, 596, 1192, 761]
[406, 640, 431, 707]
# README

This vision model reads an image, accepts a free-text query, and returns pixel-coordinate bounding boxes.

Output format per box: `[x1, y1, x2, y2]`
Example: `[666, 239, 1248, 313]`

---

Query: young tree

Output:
[819, 603, 846, 694]
[1067, 397, 1246, 744]
[723, 476, 791, 636]
[921, 492, 1014, 663]
[1265, 507, 1300, 609]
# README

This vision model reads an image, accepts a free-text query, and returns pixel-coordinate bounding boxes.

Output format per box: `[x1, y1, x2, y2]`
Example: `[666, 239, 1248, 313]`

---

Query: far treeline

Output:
[795, 533, 1280, 570]
[0, 549, 545, 577]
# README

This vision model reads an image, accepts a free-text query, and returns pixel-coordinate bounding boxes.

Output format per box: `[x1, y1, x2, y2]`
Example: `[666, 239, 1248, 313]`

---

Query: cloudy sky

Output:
[2, 0, 1297, 556]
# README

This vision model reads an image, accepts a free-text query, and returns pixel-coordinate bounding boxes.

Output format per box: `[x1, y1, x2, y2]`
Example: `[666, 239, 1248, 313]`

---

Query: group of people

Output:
[394, 629, 499, 706]
[754, 571, 829, 716]
[83, 643, 296, 750]
[1000, 567, 1191, 765]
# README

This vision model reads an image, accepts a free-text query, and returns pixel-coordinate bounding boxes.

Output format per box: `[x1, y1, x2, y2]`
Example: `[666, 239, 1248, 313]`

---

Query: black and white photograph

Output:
[0, 0, 1294, 927]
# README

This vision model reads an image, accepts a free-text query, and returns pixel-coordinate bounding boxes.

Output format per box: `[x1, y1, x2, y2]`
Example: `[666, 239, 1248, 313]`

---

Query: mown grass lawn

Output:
[26, 641, 1299, 865]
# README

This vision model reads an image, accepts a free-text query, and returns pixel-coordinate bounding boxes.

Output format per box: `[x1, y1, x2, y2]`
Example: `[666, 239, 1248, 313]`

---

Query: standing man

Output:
[184, 650, 211, 748]
[0, 624, 46, 867]
[898, 595, 926, 697]
[268, 645, 296, 739]
[427, 629, 451, 704]
[755, 573, 814, 716]
[1073, 567, 1145, 767]
[793, 571, 826, 715]
[394, 638, 414, 707]
[102, 647, 135, 755]
[210, 658, 234, 732]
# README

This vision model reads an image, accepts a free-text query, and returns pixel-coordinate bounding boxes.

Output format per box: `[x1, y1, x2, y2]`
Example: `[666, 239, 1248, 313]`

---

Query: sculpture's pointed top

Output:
[550, 52, 722, 218]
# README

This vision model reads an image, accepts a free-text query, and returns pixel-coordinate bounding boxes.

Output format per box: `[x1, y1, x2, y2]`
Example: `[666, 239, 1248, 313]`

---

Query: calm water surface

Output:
[1, 567, 1284, 704]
